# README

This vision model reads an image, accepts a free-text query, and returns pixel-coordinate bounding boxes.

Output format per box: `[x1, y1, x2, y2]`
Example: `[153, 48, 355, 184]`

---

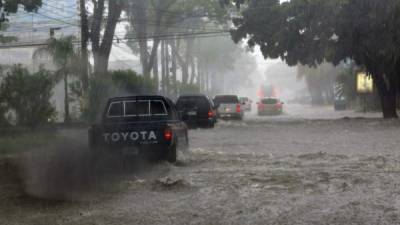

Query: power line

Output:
[34, 12, 79, 26]
[0, 30, 231, 49]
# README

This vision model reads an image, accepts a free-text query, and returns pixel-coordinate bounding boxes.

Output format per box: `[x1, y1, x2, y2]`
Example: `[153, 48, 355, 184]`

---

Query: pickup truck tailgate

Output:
[100, 121, 171, 146]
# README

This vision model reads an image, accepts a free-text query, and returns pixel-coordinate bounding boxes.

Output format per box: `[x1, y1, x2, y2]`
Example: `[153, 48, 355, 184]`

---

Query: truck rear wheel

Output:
[166, 146, 177, 163]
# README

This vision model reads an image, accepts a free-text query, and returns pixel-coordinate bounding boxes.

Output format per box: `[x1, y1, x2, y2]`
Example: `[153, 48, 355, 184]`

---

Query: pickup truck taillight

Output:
[208, 110, 214, 118]
[164, 128, 173, 141]
[236, 104, 241, 113]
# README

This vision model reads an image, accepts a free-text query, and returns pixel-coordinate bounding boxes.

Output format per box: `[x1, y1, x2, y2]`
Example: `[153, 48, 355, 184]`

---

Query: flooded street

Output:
[2, 105, 400, 225]
[3, 0, 400, 224]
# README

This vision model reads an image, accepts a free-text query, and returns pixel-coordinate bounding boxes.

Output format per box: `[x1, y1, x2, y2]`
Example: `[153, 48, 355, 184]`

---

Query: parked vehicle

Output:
[239, 97, 252, 111]
[176, 94, 217, 128]
[257, 98, 284, 115]
[214, 95, 244, 120]
[88, 95, 188, 163]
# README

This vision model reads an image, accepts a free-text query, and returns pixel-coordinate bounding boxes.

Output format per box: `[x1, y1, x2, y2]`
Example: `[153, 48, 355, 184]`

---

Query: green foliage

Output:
[0, 65, 55, 128]
[112, 70, 157, 95]
[0, 0, 42, 41]
[1, 0, 42, 14]
[229, 0, 400, 117]
[34, 36, 77, 70]
[84, 77, 112, 122]
[84, 70, 158, 122]
[177, 82, 200, 95]
[33, 36, 79, 122]
[298, 63, 341, 105]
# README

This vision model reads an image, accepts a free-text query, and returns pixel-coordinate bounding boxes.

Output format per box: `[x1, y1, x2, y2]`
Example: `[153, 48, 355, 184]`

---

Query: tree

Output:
[125, 0, 179, 79]
[86, 0, 124, 76]
[297, 63, 340, 105]
[0, 0, 42, 43]
[84, 70, 157, 122]
[125, 0, 229, 92]
[227, 0, 400, 118]
[0, 65, 55, 128]
[33, 36, 78, 123]
[79, 0, 89, 93]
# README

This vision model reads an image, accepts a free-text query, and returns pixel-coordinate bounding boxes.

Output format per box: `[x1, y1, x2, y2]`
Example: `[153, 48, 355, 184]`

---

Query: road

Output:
[2, 104, 400, 225]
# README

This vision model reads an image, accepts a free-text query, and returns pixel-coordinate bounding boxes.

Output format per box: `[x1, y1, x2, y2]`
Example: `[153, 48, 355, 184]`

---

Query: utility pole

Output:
[80, 0, 89, 93]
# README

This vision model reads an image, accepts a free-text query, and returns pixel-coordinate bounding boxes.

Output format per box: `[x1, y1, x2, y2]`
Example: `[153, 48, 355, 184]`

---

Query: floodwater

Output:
[1, 104, 400, 225]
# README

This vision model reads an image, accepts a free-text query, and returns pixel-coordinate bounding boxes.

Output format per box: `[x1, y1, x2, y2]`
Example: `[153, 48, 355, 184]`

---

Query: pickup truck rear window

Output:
[108, 101, 123, 117]
[107, 100, 168, 118]
[214, 96, 239, 104]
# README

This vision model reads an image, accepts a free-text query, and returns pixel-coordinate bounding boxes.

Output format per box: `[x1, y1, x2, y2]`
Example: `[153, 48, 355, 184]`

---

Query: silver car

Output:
[214, 95, 244, 120]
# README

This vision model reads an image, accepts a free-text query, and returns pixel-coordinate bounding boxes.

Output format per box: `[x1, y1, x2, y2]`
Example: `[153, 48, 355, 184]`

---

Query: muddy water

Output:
[1, 118, 400, 225]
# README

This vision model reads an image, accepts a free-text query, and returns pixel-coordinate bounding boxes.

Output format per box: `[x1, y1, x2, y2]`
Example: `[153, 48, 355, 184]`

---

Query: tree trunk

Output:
[373, 72, 398, 119]
[205, 68, 209, 93]
[64, 72, 70, 123]
[197, 59, 203, 91]
[91, 1, 123, 77]
[153, 51, 159, 93]
[161, 40, 166, 94]
[379, 91, 398, 118]
[93, 53, 109, 77]
[132, 0, 150, 78]
[80, 0, 89, 93]
[165, 41, 170, 95]
[170, 39, 177, 96]
[189, 56, 196, 84]
[182, 39, 194, 84]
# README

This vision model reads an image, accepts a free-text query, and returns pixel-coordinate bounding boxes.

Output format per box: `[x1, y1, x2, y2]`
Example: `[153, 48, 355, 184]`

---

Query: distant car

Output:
[214, 95, 244, 120]
[176, 94, 217, 128]
[257, 98, 284, 115]
[239, 97, 252, 111]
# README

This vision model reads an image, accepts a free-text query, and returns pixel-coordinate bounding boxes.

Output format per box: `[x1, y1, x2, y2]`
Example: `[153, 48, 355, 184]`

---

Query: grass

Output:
[0, 133, 57, 156]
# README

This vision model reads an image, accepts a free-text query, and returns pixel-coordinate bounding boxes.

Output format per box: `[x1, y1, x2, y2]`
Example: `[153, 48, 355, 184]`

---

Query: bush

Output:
[0, 65, 55, 128]
[84, 70, 158, 122]
[177, 82, 200, 95]
[112, 70, 157, 95]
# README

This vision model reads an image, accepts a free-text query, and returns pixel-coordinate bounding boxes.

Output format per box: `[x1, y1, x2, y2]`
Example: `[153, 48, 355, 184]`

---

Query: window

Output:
[151, 100, 167, 115]
[262, 98, 278, 104]
[177, 97, 209, 109]
[214, 95, 239, 104]
[125, 101, 150, 116]
[137, 101, 150, 116]
[107, 101, 123, 117]
[107, 99, 168, 118]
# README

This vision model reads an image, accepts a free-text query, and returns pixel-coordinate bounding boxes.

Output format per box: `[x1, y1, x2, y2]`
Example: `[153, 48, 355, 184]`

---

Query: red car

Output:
[257, 98, 284, 115]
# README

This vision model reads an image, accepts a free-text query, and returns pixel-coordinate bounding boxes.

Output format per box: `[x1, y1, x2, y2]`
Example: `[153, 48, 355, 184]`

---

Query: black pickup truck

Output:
[88, 95, 188, 163]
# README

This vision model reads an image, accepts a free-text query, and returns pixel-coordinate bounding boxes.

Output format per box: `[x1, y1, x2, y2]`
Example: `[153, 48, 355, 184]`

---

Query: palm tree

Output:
[33, 36, 78, 123]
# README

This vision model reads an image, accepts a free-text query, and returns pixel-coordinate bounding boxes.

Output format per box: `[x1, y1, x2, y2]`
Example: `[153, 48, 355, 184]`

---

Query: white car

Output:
[257, 98, 284, 115]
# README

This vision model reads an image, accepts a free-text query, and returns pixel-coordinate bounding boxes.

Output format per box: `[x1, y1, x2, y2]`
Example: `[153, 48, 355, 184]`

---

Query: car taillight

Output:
[208, 110, 214, 118]
[236, 104, 241, 113]
[164, 128, 173, 141]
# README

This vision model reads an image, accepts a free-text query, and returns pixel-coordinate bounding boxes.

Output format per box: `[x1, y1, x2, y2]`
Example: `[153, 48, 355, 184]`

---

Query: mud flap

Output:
[166, 145, 177, 163]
